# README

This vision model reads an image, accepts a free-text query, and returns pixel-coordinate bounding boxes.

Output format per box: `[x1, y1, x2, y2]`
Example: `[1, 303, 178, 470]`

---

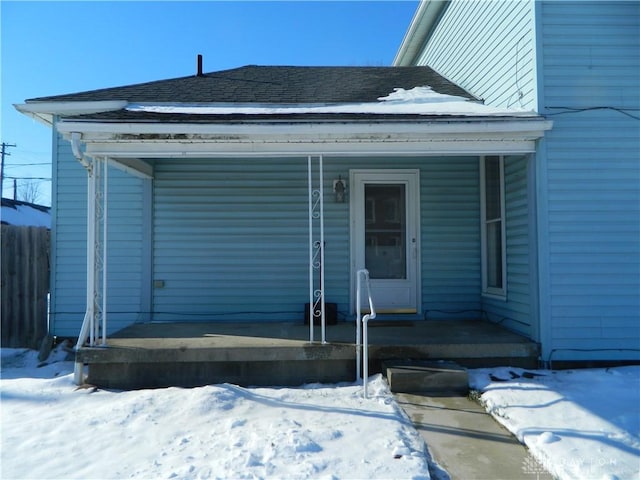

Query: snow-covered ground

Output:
[470, 366, 640, 480]
[2, 346, 639, 480]
[0, 347, 430, 480]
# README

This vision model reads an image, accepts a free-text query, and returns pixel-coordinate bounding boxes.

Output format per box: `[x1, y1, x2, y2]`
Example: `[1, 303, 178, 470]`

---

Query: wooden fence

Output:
[1, 225, 50, 349]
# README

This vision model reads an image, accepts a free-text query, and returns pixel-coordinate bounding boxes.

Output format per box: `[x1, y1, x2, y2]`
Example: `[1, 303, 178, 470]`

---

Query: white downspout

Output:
[72, 133, 92, 384]
[71, 132, 91, 170]
[71, 132, 94, 348]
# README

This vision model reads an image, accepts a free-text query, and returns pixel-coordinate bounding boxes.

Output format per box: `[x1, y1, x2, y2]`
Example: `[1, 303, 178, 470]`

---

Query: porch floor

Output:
[77, 319, 539, 389]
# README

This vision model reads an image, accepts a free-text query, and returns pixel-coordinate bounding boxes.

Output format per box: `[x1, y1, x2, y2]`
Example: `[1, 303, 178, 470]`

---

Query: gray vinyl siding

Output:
[538, 1, 640, 361]
[50, 131, 145, 337]
[416, 0, 537, 110]
[482, 155, 533, 338]
[151, 156, 482, 322]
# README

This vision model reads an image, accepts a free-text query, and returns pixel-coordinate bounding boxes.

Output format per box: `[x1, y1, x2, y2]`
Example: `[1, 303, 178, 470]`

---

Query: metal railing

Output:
[355, 269, 376, 398]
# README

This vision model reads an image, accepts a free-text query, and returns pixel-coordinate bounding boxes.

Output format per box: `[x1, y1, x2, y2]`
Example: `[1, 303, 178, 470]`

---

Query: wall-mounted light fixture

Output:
[333, 176, 347, 203]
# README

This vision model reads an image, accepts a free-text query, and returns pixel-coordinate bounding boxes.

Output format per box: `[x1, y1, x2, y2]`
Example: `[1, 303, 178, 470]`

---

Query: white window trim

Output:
[480, 156, 507, 299]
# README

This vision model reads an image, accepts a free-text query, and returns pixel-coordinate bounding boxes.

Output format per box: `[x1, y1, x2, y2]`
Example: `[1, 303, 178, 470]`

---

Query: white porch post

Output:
[308, 155, 326, 344]
[101, 159, 108, 345]
[319, 155, 326, 344]
[75, 157, 108, 350]
[308, 156, 314, 343]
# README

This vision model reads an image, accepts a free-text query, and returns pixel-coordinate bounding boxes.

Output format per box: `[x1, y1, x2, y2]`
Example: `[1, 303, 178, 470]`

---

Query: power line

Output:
[4, 176, 52, 181]
[4, 162, 51, 168]
[1, 142, 17, 199]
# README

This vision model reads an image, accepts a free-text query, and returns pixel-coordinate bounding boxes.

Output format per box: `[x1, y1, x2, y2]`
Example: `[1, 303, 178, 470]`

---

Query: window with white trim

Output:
[480, 156, 506, 298]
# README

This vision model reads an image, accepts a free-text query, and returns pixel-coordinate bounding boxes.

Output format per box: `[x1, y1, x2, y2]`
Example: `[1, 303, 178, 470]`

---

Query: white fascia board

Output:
[56, 118, 552, 138]
[60, 118, 552, 157]
[84, 138, 540, 157]
[14, 101, 128, 126]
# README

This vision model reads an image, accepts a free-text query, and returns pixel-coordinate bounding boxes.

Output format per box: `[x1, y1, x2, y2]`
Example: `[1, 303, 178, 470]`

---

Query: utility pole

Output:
[0, 142, 17, 200]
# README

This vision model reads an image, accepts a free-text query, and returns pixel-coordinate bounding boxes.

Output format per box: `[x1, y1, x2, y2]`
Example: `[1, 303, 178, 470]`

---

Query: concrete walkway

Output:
[395, 392, 554, 480]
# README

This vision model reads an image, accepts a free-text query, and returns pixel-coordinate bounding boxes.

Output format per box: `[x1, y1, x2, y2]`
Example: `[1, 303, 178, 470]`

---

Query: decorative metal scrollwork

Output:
[311, 190, 321, 219]
[308, 155, 326, 343]
[312, 240, 322, 269]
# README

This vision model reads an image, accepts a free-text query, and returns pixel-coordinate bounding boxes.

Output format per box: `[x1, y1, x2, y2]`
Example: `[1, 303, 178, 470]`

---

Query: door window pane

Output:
[365, 184, 406, 279]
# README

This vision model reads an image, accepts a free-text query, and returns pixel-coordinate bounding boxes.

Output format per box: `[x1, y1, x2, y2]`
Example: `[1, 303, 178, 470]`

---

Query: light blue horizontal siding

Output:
[539, 1, 640, 361]
[152, 157, 309, 322]
[49, 136, 85, 337]
[50, 132, 145, 337]
[52, 150, 486, 333]
[483, 155, 533, 338]
[417, 0, 537, 109]
[421, 158, 481, 318]
[152, 156, 483, 322]
[541, 2, 639, 109]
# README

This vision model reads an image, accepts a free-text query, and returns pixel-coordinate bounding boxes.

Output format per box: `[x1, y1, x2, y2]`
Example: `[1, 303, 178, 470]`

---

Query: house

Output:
[15, 63, 554, 373]
[394, 0, 640, 365]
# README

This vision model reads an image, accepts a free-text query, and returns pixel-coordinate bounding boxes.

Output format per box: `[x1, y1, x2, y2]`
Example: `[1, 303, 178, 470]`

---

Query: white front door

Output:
[351, 170, 420, 313]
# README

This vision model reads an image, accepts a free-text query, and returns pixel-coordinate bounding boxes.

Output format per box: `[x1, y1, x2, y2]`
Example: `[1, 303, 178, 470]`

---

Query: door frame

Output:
[349, 169, 421, 315]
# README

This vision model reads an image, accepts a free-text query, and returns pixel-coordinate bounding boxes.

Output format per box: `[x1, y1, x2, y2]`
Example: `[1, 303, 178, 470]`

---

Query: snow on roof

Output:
[1, 199, 51, 228]
[126, 86, 537, 118]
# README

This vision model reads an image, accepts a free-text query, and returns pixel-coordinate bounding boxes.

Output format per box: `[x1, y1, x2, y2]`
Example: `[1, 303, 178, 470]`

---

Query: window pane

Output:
[486, 221, 503, 289]
[485, 156, 501, 220]
[365, 184, 406, 279]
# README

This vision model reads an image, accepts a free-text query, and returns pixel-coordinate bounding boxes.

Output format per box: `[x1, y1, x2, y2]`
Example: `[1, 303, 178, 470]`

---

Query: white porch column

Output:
[308, 155, 326, 344]
[75, 157, 108, 349]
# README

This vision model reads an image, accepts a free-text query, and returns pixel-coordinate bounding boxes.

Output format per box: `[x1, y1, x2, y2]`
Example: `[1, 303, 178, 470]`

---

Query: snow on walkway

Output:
[1, 348, 430, 480]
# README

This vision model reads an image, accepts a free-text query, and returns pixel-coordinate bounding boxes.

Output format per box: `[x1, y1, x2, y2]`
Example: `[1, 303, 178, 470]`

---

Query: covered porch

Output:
[76, 319, 539, 389]
[17, 66, 552, 388]
[63, 120, 551, 388]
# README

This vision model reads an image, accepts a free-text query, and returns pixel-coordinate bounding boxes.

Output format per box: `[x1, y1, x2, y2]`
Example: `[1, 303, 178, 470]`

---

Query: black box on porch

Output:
[304, 303, 337, 325]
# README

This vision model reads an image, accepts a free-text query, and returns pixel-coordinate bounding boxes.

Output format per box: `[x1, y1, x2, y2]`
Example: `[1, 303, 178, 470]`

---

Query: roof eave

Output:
[14, 100, 129, 126]
[55, 116, 552, 136]
[55, 116, 553, 159]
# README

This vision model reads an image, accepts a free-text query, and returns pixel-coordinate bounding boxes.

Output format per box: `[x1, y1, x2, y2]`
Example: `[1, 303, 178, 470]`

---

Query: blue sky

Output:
[1, 0, 418, 205]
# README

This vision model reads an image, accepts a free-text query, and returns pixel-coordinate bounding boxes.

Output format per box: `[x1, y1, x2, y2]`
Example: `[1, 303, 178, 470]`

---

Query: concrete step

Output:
[383, 360, 469, 394]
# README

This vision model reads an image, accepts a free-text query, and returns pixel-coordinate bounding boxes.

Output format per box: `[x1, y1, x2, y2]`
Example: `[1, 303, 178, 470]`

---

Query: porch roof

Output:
[25, 65, 477, 105]
[15, 64, 552, 173]
[16, 65, 545, 125]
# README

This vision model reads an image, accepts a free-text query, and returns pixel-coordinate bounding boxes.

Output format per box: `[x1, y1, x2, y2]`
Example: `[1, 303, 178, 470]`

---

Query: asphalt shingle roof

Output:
[28, 65, 477, 104]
